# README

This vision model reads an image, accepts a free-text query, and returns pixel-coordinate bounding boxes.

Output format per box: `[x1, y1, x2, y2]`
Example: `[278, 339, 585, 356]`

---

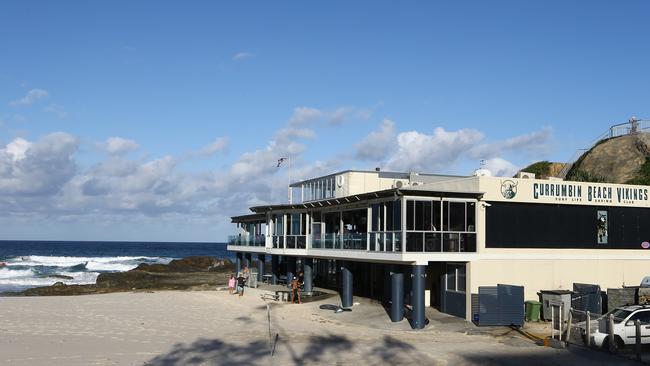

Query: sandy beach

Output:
[0, 288, 640, 366]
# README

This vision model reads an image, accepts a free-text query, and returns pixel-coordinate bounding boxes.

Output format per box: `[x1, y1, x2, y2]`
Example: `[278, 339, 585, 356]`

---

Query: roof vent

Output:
[517, 171, 536, 179]
[473, 168, 492, 177]
[375, 167, 381, 172]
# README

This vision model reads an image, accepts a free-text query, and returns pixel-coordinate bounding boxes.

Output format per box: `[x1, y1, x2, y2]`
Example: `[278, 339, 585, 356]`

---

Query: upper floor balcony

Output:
[228, 234, 265, 247]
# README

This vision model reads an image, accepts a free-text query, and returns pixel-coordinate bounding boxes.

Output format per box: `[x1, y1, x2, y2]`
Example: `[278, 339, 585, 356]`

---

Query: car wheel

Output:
[603, 336, 625, 353]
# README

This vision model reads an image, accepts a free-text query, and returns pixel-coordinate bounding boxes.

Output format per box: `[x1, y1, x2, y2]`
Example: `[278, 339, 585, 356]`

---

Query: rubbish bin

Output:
[525, 300, 542, 322]
[539, 290, 573, 321]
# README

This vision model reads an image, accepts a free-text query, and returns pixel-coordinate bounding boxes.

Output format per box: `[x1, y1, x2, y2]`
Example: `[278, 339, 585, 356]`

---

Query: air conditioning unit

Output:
[517, 171, 536, 179]
[394, 180, 404, 189]
[411, 181, 423, 187]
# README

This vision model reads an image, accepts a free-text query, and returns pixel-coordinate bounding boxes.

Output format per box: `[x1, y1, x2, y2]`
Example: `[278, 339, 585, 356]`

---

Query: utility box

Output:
[249, 269, 258, 288]
[539, 290, 572, 321]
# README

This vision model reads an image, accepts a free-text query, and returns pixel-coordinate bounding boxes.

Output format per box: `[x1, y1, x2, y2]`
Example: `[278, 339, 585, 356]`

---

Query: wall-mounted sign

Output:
[500, 180, 518, 199]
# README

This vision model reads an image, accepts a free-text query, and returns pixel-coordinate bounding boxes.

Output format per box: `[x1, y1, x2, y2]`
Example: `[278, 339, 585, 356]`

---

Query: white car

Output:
[591, 305, 650, 350]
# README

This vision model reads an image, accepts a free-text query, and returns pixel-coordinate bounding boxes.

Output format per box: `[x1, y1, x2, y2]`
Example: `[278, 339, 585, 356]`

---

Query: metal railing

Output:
[404, 232, 477, 253]
[567, 308, 650, 363]
[228, 234, 265, 247]
[368, 232, 402, 252]
[311, 233, 367, 250]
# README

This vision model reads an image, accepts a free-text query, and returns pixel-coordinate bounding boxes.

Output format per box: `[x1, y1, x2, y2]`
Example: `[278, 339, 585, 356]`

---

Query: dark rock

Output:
[48, 274, 74, 280]
[133, 256, 233, 273]
[6, 256, 234, 297]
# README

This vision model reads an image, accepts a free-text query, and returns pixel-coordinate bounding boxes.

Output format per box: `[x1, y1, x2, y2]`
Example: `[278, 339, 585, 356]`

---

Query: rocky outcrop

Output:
[133, 256, 232, 273]
[567, 134, 650, 183]
[10, 256, 234, 296]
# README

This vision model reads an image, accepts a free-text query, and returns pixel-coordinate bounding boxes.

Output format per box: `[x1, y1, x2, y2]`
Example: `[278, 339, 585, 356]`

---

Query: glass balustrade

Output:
[228, 235, 265, 247]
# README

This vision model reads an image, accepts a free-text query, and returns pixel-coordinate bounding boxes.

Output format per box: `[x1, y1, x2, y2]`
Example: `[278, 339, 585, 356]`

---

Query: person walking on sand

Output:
[291, 276, 301, 304]
[228, 274, 236, 295]
[237, 273, 247, 297]
[242, 265, 250, 282]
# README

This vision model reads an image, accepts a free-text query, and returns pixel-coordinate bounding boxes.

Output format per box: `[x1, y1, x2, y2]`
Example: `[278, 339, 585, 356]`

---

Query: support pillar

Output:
[411, 265, 427, 330]
[341, 261, 353, 308]
[271, 255, 279, 285]
[390, 269, 404, 322]
[304, 258, 313, 294]
[286, 256, 296, 288]
[257, 254, 265, 282]
[235, 252, 242, 274]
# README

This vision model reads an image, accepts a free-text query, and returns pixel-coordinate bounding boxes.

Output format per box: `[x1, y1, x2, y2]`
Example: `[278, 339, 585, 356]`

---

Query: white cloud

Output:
[200, 137, 229, 156]
[470, 127, 552, 159]
[288, 107, 323, 126]
[355, 119, 396, 161]
[483, 157, 520, 177]
[328, 106, 372, 125]
[103, 137, 139, 155]
[9, 89, 49, 106]
[386, 127, 484, 172]
[232, 52, 254, 61]
[45, 103, 67, 118]
[0, 132, 78, 196]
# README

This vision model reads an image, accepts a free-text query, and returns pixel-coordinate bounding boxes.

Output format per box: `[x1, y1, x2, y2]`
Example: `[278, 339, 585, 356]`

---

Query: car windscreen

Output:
[603, 309, 633, 323]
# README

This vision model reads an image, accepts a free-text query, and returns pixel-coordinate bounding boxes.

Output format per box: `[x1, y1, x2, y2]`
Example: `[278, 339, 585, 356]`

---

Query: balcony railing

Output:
[310, 233, 367, 250]
[369, 232, 402, 252]
[228, 234, 265, 247]
[404, 232, 476, 252]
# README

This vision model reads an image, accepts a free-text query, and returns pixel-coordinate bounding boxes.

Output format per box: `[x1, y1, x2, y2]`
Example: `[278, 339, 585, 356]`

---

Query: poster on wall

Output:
[597, 210, 608, 244]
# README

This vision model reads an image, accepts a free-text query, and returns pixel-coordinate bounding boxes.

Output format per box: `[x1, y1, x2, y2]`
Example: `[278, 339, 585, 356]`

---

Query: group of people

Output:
[226, 266, 304, 304]
[228, 265, 249, 297]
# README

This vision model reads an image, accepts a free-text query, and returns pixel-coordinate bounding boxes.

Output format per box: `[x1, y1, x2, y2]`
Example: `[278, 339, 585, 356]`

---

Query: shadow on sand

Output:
[144, 334, 431, 366]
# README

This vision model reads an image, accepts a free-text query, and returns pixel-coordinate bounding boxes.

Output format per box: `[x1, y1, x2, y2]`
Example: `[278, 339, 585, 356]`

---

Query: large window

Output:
[369, 200, 402, 252]
[446, 264, 466, 293]
[302, 176, 336, 202]
[406, 199, 477, 252]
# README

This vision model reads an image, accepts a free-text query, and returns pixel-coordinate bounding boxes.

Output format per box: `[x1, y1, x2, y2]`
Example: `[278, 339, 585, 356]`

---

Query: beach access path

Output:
[0, 289, 639, 366]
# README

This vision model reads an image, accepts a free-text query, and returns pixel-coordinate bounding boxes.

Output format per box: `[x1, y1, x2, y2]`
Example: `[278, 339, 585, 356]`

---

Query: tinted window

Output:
[449, 202, 465, 231]
[407, 200, 414, 230]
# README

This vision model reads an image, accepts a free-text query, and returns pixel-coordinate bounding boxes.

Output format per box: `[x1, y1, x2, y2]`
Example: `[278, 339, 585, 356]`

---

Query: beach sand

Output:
[0, 288, 639, 365]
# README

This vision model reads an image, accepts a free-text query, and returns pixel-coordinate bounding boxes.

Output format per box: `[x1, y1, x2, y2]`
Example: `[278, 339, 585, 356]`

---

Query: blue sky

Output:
[0, 1, 649, 241]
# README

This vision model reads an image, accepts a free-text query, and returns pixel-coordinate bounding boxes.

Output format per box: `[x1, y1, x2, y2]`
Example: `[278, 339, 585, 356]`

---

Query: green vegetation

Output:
[567, 169, 608, 183]
[626, 157, 650, 185]
[519, 161, 552, 178]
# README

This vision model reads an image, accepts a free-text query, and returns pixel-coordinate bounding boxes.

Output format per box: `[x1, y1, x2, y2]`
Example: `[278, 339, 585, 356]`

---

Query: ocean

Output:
[0, 241, 232, 293]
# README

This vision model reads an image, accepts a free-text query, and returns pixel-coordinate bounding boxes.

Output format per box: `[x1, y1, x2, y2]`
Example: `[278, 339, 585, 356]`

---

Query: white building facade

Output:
[228, 169, 650, 327]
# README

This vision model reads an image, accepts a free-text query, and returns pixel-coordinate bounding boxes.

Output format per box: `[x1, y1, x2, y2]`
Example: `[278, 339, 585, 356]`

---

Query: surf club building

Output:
[228, 169, 650, 328]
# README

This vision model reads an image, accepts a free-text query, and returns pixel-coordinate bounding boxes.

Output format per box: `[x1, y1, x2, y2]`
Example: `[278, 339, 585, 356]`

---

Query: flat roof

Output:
[230, 213, 266, 223]
[247, 187, 483, 213]
[289, 169, 466, 187]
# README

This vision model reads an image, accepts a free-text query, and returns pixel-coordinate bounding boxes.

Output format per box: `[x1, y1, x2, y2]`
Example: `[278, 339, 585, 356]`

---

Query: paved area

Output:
[0, 289, 643, 365]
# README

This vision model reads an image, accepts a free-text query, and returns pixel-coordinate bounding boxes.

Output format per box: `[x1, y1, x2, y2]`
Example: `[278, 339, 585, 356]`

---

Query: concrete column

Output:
[390, 270, 404, 322]
[341, 261, 353, 308]
[271, 255, 279, 285]
[235, 252, 242, 274]
[304, 258, 313, 294]
[411, 265, 427, 330]
[257, 254, 265, 282]
[286, 256, 296, 288]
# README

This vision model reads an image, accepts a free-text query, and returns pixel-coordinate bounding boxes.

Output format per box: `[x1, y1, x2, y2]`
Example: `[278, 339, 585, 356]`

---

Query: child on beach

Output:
[237, 274, 247, 297]
[228, 274, 236, 294]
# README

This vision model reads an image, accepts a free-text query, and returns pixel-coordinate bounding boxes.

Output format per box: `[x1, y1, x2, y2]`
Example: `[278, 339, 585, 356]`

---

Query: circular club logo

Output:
[500, 180, 518, 199]
[642, 242, 650, 249]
